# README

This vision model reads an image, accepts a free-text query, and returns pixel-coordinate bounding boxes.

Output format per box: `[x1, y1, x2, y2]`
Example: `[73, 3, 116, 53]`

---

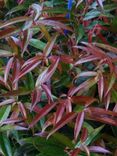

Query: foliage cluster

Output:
[0, 0, 117, 155]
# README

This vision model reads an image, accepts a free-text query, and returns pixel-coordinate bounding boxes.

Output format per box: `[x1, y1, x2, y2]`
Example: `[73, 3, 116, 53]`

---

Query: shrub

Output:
[0, 0, 117, 155]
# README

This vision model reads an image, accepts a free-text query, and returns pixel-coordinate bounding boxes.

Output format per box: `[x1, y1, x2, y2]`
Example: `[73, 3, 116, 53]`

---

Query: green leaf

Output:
[20, 136, 68, 156]
[77, 24, 85, 43]
[83, 122, 94, 133]
[0, 133, 13, 156]
[104, 4, 117, 12]
[39, 146, 67, 156]
[84, 10, 100, 20]
[53, 132, 74, 148]
[0, 105, 11, 122]
[6, 4, 28, 15]
[112, 89, 117, 103]
[84, 125, 104, 146]
[26, 72, 35, 90]
[75, 125, 104, 148]
[29, 39, 46, 51]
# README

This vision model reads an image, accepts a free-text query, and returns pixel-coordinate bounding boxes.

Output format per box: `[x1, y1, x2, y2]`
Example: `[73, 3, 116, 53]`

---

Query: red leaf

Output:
[4, 57, 14, 84]
[98, 73, 104, 101]
[0, 27, 19, 39]
[15, 59, 41, 81]
[80, 43, 114, 72]
[95, 42, 117, 55]
[43, 34, 58, 56]
[70, 148, 81, 156]
[113, 103, 117, 112]
[12, 59, 21, 89]
[68, 77, 98, 96]
[0, 76, 10, 89]
[71, 96, 97, 106]
[22, 29, 32, 55]
[104, 92, 111, 110]
[81, 127, 88, 142]
[31, 88, 42, 111]
[87, 107, 117, 117]
[86, 107, 117, 126]
[29, 103, 57, 128]
[105, 74, 116, 97]
[21, 55, 41, 69]
[0, 16, 32, 29]
[60, 55, 74, 64]
[36, 57, 59, 86]
[47, 112, 77, 139]
[55, 102, 66, 123]
[18, 102, 27, 119]
[42, 114, 55, 132]
[41, 84, 53, 101]
[32, 105, 42, 113]
[65, 98, 72, 113]
[37, 20, 73, 32]
[74, 55, 99, 66]
[74, 112, 84, 141]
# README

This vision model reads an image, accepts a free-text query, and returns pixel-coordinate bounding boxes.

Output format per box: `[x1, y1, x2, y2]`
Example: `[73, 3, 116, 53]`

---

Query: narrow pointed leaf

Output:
[105, 74, 116, 96]
[98, 73, 104, 101]
[74, 55, 99, 65]
[89, 146, 111, 154]
[0, 99, 15, 107]
[74, 112, 84, 141]
[43, 33, 58, 56]
[31, 88, 41, 111]
[47, 112, 77, 139]
[29, 103, 57, 128]
[68, 77, 98, 96]
[41, 84, 53, 101]
[37, 20, 73, 31]
[4, 57, 14, 84]
[36, 57, 59, 86]
[0, 16, 32, 29]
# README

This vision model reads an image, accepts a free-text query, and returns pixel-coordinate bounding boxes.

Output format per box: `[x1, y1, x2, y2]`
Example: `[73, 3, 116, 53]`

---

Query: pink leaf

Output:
[55, 102, 66, 123]
[31, 88, 42, 111]
[4, 57, 14, 84]
[104, 92, 111, 110]
[74, 55, 99, 65]
[21, 55, 41, 69]
[36, 57, 59, 86]
[74, 112, 84, 141]
[76, 71, 97, 78]
[98, 73, 104, 101]
[12, 59, 21, 89]
[97, 0, 103, 9]
[41, 84, 53, 101]
[89, 146, 111, 154]
[0, 99, 15, 107]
